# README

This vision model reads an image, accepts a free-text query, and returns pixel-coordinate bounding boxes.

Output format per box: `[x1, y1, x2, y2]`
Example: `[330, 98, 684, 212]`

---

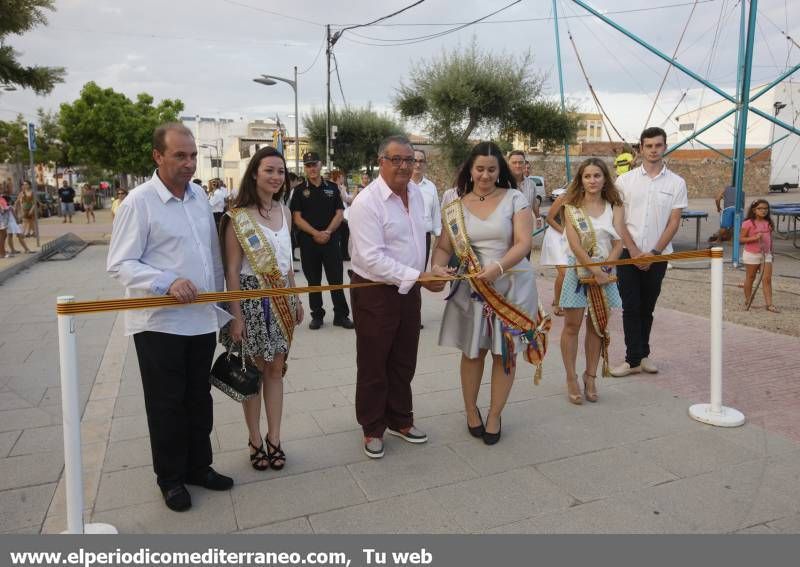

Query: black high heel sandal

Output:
[265, 437, 286, 470]
[467, 407, 485, 438]
[482, 416, 502, 445]
[248, 440, 269, 471]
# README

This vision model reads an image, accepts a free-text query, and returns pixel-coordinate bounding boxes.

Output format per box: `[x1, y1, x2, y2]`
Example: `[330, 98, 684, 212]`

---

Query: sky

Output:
[1, 0, 798, 143]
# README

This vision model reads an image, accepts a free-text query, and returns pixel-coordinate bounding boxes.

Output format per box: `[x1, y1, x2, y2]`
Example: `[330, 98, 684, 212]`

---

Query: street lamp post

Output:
[200, 143, 220, 178]
[253, 67, 299, 174]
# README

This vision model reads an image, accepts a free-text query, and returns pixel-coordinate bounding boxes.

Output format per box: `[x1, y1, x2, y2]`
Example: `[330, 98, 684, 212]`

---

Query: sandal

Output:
[566, 375, 583, 405]
[248, 440, 269, 471]
[583, 372, 598, 403]
[265, 437, 286, 470]
[766, 305, 781, 313]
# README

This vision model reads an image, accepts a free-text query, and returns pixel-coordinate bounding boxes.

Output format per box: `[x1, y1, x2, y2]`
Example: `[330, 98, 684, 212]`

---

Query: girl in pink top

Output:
[740, 199, 778, 313]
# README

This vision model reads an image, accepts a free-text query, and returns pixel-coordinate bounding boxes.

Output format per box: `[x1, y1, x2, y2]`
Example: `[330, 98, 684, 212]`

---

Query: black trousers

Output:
[133, 331, 216, 489]
[340, 221, 351, 260]
[424, 232, 432, 270]
[350, 271, 421, 437]
[299, 234, 350, 320]
[617, 249, 668, 367]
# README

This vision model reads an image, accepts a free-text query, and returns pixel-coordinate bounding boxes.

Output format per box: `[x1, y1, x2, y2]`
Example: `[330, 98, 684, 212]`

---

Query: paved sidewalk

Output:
[1, 244, 799, 534]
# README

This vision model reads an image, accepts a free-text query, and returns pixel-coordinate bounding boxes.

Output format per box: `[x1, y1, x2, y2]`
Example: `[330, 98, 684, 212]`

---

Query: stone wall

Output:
[425, 148, 772, 199]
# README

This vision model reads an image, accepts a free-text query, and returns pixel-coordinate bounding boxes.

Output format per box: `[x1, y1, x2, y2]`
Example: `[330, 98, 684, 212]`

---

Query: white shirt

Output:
[241, 208, 293, 277]
[617, 164, 688, 254]
[414, 177, 441, 236]
[107, 172, 227, 336]
[516, 177, 539, 212]
[348, 175, 426, 294]
[441, 187, 458, 208]
[209, 187, 226, 213]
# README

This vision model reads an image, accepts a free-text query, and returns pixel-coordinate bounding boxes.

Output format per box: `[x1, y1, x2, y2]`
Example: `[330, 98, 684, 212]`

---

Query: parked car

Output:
[527, 175, 546, 204]
[549, 186, 567, 202]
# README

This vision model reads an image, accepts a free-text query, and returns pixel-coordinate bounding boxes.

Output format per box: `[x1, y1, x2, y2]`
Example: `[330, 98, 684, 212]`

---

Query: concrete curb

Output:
[0, 250, 42, 286]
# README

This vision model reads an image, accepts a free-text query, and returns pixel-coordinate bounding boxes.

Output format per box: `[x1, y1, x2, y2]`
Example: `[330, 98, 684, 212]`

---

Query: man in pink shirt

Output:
[348, 135, 449, 459]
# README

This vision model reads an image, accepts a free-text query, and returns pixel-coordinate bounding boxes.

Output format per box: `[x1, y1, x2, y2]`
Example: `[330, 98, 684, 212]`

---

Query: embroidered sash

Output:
[565, 204, 612, 377]
[442, 198, 551, 384]
[227, 208, 295, 351]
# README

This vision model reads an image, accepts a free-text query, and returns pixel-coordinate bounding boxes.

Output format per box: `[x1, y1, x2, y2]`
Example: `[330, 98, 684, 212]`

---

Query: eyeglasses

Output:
[381, 155, 415, 167]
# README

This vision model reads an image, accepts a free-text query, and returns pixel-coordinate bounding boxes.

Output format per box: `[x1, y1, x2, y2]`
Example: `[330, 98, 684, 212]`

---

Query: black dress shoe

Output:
[309, 318, 323, 330]
[161, 484, 191, 511]
[185, 467, 234, 491]
[482, 417, 502, 445]
[333, 317, 354, 329]
[467, 407, 485, 438]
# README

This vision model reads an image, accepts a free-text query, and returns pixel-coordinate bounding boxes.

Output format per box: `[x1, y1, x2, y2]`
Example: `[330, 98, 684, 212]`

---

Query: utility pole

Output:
[326, 24, 332, 171]
[27, 122, 40, 247]
[553, 0, 572, 183]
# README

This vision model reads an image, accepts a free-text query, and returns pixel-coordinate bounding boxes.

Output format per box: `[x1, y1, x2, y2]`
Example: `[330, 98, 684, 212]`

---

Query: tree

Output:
[59, 82, 184, 178]
[304, 106, 405, 176]
[396, 40, 578, 166]
[0, 0, 65, 93]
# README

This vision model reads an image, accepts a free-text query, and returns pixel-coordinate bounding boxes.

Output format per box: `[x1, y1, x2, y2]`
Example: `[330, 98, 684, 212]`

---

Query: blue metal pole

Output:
[553, 0, 572, 182]
[730, 0, 746, 186]
[732, 0, 759, 267]
[749, 107, 800, 137]
[570, 0, 736, 103]
[695, 139, 734, 162]
[665, 108, 737, 155]
[746, 134, 790, 161]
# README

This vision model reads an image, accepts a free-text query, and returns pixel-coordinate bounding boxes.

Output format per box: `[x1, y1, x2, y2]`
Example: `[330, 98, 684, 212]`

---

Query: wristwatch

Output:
[650, 248, 662, 255]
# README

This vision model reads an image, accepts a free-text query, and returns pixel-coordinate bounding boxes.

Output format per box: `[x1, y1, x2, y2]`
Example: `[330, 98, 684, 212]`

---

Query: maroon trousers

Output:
[350, 271, 422, 438]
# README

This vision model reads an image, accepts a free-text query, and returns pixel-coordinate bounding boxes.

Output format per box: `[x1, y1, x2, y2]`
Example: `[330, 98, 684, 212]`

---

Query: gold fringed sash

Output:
[565, 204, 612, 377]
[227, 208, 296, 350]
[442, 198, 551, 384]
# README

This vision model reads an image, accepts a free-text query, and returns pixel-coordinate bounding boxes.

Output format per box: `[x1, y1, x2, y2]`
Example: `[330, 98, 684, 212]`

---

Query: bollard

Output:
[688, 248, 745, 427]
[57, 296, 118, 534]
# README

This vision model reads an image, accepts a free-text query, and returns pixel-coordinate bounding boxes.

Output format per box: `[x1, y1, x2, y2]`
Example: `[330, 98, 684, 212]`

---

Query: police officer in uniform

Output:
[290, 152, 354, 330]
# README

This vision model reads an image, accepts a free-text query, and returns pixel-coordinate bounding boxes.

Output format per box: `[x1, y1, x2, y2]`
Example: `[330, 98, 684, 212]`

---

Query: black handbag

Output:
[210, 348, 260, 402]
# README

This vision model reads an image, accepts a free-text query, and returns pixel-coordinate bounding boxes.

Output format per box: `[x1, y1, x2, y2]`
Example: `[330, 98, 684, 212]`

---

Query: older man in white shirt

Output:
[611, 126, 688, 377]
[107, 123, 232, 512]
[348, 135, 448, 459]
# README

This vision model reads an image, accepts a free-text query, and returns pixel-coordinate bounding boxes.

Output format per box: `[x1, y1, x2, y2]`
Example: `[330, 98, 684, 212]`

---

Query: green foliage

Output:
[59, 82, 184, 176]
[511, 100, 579, 153]
[0, 109, 64, 169]
[0, 115, 28, 164]
[0, 0, 65, 93]
[304, 106, 405, 175]
[395, 39, 577, 166]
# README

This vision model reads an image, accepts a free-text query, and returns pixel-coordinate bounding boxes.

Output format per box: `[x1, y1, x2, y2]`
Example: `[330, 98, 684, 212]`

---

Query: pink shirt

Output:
[348, 176, 426, 294]
[742, 219, 772, 253]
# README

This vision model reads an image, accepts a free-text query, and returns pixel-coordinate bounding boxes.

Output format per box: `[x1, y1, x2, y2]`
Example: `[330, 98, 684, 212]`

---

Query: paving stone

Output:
[236, 517, 314, 534]
[0, 408, 54, 432]
[630, 468, 797, 533]
[112, 395, 145, 418]
[348, 445, 478, 501]
[287, 365, 357, 392]
[627, 429, 762, 478]
[488, 492, 689, 534]
[103, 437, 153, 472]
[767, 514, 800, 534]
[310, 405, 360, 435]
[537, 446, 678, 502]
[735, 524, 777, 534]
[214, 412, 322, 453]
[232, 466, 365, 529]
[428, 467, 576, 532]
[9, 424, 63, 456]
[0, 391, 33, 411]
[92, 489, 236, 534]
[283, 387, 351, 415]
[0, 483, 57, 533]
[0, 431, 20, 458]
[0, 452, 64, 490]
[708, 424, 800, 458]
[94, 466, 160, 512]
[310, 490, 465, 534]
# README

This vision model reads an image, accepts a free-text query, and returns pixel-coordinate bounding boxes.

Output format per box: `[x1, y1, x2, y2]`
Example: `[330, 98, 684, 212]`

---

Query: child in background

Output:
[740, 199, 779, 313]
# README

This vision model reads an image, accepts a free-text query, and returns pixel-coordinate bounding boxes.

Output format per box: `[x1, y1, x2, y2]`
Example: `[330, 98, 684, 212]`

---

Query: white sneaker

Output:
[641, 357, 659, 374]
[609, 362, 641, 377]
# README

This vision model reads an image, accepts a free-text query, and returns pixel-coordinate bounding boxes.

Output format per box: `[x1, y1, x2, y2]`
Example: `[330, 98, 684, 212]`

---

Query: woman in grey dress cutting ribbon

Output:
[431, 142, 542, 446]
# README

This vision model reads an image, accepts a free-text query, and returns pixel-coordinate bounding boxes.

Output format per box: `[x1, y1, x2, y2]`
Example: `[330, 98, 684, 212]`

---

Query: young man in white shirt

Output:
[611, 126, 688, 377]
[411, 149, 441, 271]
[107, 123, 233, 512]
[508, 151, 540, 218]
[348, 136, 449, 459]
[208, 178, 227, 229]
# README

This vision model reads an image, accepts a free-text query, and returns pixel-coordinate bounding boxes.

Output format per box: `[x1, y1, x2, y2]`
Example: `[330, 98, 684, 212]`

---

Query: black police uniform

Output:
[289, 178, 350, 322]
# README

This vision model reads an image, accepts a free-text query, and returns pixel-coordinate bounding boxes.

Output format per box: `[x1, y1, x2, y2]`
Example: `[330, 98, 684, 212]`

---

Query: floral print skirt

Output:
[220, 274, 296, 369]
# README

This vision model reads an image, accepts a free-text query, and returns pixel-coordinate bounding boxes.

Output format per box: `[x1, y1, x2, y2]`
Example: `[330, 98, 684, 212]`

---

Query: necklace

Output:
[259, 201, 274, 221]
[473, 187, 499, 202]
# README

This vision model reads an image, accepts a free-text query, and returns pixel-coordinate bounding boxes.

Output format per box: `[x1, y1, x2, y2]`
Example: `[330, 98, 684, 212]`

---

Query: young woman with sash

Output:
[559, 158, 624, 404]
[432, 142, 548, 446]
[219, 146, 303, 471]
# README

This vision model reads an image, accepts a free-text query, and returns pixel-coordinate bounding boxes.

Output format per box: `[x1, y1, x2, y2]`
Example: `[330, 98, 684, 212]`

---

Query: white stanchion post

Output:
[689, 248, 745, 427]
[57, 296, 118, 534]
